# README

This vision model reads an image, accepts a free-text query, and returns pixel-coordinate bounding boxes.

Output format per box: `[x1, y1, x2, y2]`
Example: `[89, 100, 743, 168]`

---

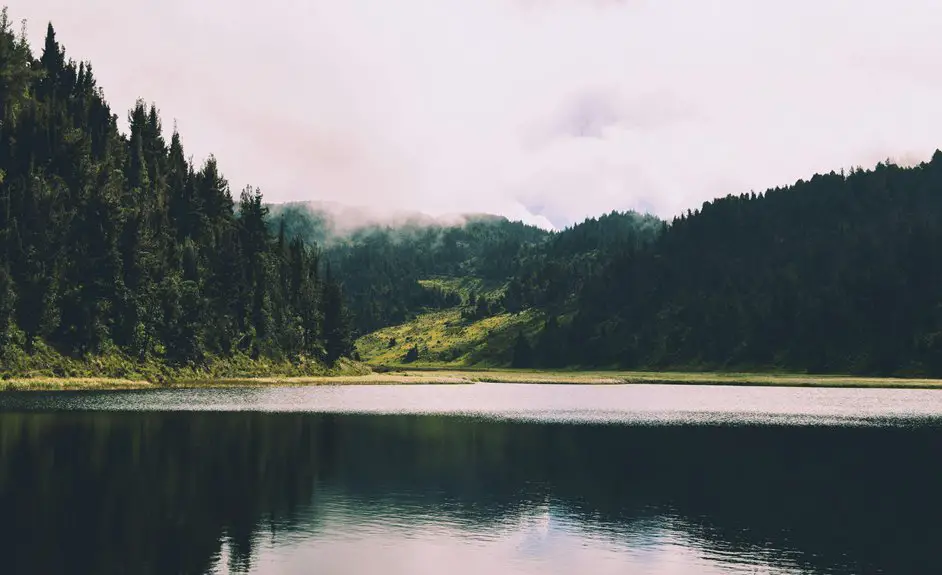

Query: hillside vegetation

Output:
[356, 308, 545, 367]
[0, 13, 355, 379]
[298, 157, 942, 377]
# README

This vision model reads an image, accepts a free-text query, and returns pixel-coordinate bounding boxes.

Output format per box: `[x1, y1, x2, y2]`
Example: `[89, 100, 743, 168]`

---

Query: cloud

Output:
[10, 0, 942, 229]
[523, 87, 695, 149]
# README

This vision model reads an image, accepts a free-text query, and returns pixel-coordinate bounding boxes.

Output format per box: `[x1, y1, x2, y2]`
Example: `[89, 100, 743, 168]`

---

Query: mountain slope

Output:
[557, 156, 942, 375]
[345, 154, 942, 377]
[355, 308, 544, 367]
[268, 202, 554, 334]
[0, 14, 355, 377]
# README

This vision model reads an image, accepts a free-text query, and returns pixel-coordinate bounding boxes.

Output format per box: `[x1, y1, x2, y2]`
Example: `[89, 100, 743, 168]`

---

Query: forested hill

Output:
[268, 203, 663, 335]
[317, 155, 942, 377]
[269, 202, 554, 333]
[556, 157, 942, 376]
[0, 14, 355, 375]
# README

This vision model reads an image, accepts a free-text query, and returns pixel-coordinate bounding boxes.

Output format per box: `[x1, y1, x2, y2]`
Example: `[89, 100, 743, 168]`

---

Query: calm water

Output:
[2, 383, 942, 574]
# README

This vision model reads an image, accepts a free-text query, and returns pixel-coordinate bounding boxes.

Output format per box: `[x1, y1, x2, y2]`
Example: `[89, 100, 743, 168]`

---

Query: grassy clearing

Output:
[355, 308, 544, 366]
[417, 276, 505, 300]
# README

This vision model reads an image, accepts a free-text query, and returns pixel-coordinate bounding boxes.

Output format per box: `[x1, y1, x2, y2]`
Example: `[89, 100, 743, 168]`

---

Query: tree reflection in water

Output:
[1, 413, 940, 574]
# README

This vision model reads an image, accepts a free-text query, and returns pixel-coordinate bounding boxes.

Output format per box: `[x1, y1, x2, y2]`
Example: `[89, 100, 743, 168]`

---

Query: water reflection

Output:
[1, 411, 940, 574]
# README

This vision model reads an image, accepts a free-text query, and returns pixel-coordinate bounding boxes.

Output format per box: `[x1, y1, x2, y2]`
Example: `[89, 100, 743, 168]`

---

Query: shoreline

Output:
[6, 368, 942, 391]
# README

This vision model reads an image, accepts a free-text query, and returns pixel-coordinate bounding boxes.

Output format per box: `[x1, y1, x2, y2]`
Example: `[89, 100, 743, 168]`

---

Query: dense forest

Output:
[490, 157, 942, 376]
[278, 157, 942, 377]
[554, 158, 942, 376]
[0, 13, 353, 376]
[271, 203, 662, 335]
[270, 204, 546, 333]
[6, 10, 942, 379]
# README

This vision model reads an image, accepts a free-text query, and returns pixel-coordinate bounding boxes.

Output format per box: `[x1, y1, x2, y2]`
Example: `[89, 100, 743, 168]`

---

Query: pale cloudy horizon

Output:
[8, 0, 942, 230]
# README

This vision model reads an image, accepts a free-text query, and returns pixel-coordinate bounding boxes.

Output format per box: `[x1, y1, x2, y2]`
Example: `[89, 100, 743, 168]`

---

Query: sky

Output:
[9, 0, 942, 230]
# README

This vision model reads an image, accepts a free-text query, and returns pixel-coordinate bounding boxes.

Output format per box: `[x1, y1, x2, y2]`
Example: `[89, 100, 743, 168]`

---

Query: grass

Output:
[8, 368, 942, 391]
[355, 307, 544, 367]
[1, 371, 468, 391]
[0, 338, 372, 390]
[2, 377, 156, 391]
[391, 368, 942, 388]
[417, 276, 505, 300]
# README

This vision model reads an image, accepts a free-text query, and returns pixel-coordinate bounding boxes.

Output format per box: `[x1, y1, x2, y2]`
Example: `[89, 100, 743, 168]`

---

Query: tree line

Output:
[512, 158, 942, 376]
[0, 14, 353, 369]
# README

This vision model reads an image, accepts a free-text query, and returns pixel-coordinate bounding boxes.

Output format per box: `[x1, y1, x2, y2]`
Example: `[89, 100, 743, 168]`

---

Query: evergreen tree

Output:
[0, 264, 20, 356]
[321, 263, 351, 365]
[511, 331, 532, 369]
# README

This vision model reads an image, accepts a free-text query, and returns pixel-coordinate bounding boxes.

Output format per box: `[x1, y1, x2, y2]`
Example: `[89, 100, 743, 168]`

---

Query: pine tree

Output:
[0, 263, 20, 357]
[511, 331, 532, 368]
[321, 263, 351, 365]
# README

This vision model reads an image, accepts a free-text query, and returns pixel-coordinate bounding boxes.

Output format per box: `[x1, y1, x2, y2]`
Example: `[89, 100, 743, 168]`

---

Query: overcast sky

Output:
[9, 0, 942, 229]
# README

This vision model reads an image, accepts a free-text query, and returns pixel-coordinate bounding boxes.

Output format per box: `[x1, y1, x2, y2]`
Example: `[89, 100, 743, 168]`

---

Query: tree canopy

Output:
[0, 13, 352, 369]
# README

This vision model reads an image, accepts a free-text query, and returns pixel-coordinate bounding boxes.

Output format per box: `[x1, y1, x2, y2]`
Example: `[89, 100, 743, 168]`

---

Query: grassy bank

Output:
[423, 368, 942, 388]
[1, 371, 466, 391]
[0, 340, 372, 390]
[7, 367, 942, 391]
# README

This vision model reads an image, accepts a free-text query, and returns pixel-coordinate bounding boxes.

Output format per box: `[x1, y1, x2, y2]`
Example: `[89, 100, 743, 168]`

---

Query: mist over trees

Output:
[271, 204, 664, 337]
[0, 14, 352, 368]
[271, 206, 551, 334]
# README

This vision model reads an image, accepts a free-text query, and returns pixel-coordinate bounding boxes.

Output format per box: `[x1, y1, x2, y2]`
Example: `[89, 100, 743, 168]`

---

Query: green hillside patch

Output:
[417, 277, 505, 301]
[356, 308, 544, 367]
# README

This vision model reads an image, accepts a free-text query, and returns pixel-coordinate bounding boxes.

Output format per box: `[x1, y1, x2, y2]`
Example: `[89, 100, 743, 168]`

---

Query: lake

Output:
[2, 383, 941, 574]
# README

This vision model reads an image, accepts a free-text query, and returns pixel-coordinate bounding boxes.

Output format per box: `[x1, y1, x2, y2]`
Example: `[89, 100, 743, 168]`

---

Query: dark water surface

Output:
[2, 383, 942, 574]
